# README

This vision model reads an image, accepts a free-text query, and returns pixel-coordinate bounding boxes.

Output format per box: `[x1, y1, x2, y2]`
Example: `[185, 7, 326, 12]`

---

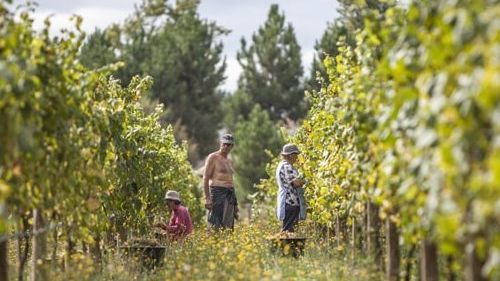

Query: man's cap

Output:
[220, 134, 235, 144]
[281, 143, 301, 155]
[164, 190, 181, 202]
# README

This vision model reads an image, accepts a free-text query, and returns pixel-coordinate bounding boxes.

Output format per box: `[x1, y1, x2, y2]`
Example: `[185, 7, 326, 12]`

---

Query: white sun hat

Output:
[164, 190, 181, 202]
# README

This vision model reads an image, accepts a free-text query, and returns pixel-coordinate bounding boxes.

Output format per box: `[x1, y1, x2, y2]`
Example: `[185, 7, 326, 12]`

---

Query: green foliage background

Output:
[226, 4, 305, 202]
[232, 105, 282, 202]
[80, 0, 227, 162]
[0, 1, 201, 246]
[2, 0, 500, 279]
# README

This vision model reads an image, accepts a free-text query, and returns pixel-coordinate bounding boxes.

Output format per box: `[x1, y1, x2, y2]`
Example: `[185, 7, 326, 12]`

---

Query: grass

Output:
[9, 220, 383, 281]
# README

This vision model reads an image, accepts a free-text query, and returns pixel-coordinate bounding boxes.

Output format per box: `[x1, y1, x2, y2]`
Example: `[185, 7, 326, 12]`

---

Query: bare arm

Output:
[203, 154, 215, 208]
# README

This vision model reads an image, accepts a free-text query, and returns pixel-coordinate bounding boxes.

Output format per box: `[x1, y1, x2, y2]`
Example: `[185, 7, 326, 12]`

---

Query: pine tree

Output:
[147, 0, 227, 161]
[80, 0, 227, 162]
[79, 28, 118, 70]
[221, 89, 254, 132]
[232, 105, 282, 202]
[236, 4, 305, 122]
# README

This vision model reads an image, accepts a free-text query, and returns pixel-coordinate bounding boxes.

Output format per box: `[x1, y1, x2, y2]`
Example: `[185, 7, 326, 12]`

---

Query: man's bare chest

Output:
[214, 158, 233, 174]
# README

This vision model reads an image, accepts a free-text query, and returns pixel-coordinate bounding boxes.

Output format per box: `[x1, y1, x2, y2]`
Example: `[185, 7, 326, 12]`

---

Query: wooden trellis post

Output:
[0, 201, 7, 281]
[31, 209, 47, 281]
[420, 239, 438, 281]
[386, 217, 400, 281]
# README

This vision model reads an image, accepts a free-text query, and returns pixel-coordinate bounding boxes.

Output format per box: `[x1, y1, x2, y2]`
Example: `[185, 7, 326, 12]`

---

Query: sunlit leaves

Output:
[258, 0, 499, 278]
[0, 2, 200, 244]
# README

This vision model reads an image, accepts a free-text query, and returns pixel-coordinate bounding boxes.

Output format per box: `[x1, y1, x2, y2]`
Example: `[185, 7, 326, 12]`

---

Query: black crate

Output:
[120, 246, 167, 269]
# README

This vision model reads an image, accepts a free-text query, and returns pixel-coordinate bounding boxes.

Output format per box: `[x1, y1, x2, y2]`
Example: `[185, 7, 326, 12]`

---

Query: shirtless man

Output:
[203, 134, 238, 229]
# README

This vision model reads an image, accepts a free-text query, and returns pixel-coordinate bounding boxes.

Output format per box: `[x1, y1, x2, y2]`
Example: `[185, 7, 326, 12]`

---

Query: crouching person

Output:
[154, 190, 193, 241]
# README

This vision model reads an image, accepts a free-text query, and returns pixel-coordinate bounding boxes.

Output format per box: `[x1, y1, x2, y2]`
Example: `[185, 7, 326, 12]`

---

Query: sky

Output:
[13, 0, 340, 91]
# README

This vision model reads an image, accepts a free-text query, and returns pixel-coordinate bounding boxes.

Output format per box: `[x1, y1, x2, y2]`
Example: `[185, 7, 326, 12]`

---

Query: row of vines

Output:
[0, 2, 201, 280]
[258, 0, 499, 280]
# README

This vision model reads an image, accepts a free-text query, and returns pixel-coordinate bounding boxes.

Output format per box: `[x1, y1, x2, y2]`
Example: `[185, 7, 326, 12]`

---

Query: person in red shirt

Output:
[154, 190, 193, 241]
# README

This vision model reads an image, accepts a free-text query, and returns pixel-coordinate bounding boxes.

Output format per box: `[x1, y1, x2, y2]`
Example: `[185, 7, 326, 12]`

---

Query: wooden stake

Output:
[386, 218, 400, 281]
[31, 209, 47, 281]
[420, 239, 438, 281]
